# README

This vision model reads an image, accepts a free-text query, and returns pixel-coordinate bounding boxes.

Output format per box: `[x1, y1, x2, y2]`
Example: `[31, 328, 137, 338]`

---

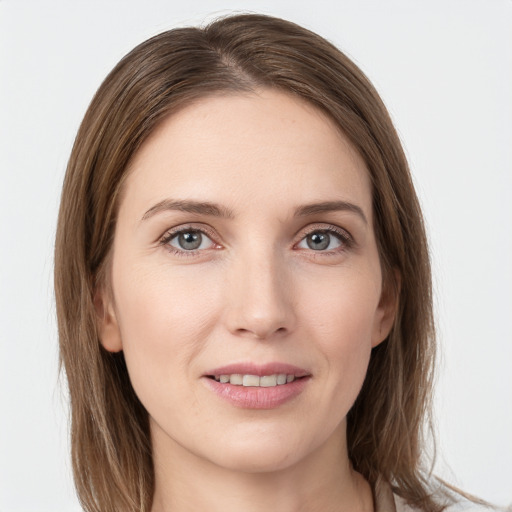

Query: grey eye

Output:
[297, 230, 343, 251]
[169, 230, 214, 251]
[178, 232, 202, 250]
[306, 232, 330, 250]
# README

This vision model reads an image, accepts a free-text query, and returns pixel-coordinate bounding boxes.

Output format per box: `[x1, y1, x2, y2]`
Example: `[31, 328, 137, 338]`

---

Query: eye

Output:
[162, 228, 217, 252]
[295, 227, 351, 252]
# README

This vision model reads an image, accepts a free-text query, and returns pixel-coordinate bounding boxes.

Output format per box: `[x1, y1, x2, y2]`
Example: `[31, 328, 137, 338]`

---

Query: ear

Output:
[94, 286, 123, 352]
[371, 268, 400, 348]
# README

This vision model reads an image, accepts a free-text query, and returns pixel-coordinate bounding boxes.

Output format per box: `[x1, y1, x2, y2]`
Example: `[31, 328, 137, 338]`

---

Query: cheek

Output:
[115, 258, 221, 337]
[298, 269, 380, 388]
[302, 267, 380, 342]
[111, 260, 222, 401]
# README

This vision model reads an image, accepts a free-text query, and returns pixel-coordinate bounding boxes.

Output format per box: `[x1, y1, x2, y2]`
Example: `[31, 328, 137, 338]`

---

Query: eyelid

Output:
[159, 223, 222, 252]
[293, 223, 354, 250]
[157, 222, 354, 256]
[296, 223, 352, 241]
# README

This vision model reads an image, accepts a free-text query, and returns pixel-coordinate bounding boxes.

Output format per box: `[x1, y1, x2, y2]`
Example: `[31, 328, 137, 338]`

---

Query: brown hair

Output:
[55, 13, 440, 512]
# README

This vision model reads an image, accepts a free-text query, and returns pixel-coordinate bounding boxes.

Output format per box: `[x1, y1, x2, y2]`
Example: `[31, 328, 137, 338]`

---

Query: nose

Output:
[224, 248, 296, 340]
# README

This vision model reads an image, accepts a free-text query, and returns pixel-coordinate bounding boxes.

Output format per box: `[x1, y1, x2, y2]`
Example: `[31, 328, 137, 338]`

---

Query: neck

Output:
[150, 421, 373, 512]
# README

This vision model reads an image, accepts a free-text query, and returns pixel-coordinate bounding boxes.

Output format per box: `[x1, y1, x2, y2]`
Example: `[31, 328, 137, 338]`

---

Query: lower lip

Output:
[202, 377, 310, 409]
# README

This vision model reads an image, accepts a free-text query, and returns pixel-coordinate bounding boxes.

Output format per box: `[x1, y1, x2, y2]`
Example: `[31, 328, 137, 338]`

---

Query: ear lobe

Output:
[94, 287, 123, 352]
[372, 269, 401, 348]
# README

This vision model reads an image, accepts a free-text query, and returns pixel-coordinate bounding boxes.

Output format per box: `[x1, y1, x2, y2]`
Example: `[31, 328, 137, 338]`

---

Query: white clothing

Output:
[374, 478, 505, 512]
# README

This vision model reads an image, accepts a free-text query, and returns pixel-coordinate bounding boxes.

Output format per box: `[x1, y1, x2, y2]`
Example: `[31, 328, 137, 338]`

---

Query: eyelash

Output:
[298, 224, 354, 255]
[158, 224, 354, 257]
[159, 224, 219, 257]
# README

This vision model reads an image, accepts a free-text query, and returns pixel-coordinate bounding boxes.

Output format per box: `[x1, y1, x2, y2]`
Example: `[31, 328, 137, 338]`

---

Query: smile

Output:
[210, 374, 297, 386]
[202, 363, 311, 409]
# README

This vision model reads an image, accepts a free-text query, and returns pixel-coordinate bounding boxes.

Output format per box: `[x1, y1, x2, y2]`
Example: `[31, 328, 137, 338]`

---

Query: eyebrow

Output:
[295, 201, 368, 225]
[141, 198, 367, 224]
[141, 199, 235, 221]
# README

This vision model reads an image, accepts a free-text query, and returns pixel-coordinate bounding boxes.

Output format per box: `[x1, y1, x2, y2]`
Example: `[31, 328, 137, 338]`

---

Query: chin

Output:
[218, 446, 298, 473]
[211, 442, 302, 474]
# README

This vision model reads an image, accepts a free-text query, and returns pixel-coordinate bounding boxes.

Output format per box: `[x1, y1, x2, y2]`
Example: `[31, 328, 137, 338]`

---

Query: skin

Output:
[97, 89, 397, 512]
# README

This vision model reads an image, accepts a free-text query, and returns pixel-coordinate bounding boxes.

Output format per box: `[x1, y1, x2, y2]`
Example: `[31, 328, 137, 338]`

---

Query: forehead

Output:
[122, 89, 372, 221]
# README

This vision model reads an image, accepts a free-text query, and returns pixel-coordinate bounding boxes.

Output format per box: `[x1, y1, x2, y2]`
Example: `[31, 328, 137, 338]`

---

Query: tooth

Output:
[260, 375, 278, 387]
[242, 374, 260, 387]
[230, 374, 243, 385]
[216, 373, 298, 386]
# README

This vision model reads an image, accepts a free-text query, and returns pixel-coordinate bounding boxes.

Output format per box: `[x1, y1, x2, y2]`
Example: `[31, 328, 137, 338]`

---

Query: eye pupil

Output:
[178, 231, 202, 250]
[307, 232, 330, 250]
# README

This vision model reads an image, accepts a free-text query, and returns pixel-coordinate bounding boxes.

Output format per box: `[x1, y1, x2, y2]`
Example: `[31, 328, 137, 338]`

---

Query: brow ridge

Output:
[294, 201, 367, 224]
[142, 198, 367, 224]
[141, 199, 235, 221]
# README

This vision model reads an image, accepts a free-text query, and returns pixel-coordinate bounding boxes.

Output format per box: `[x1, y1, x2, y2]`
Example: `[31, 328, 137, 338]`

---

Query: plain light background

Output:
[1, 1, 511, 510]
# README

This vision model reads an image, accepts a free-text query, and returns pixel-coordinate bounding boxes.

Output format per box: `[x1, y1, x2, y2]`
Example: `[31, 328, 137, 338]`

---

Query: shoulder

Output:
[395, 494, 499, 511]
[374, 476, 507, 512]
[393, 483, 507, 512]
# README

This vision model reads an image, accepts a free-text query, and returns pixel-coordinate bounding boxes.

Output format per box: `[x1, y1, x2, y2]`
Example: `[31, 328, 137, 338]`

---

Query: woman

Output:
[54, 13, 495, 512]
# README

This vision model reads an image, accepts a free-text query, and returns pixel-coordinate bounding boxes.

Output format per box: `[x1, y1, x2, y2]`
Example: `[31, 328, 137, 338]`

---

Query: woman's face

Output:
[98, 89, 395, 473]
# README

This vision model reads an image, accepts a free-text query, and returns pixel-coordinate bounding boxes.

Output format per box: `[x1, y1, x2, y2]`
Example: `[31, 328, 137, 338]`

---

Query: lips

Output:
[202, 363, 311, 409]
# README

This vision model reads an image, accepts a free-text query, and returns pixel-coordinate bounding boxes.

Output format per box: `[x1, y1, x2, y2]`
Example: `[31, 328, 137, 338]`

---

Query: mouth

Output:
[202, 363, 311, 409]
[203, 362, 310, 384]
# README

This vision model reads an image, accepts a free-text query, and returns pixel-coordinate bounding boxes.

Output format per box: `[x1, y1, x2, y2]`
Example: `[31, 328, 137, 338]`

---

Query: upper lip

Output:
[204, 362, 310, 378]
